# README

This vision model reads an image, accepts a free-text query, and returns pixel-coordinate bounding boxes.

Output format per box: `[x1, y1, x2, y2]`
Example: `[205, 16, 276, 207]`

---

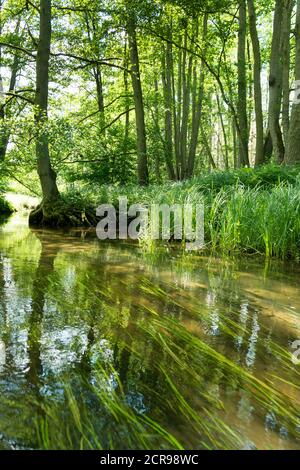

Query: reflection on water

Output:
[0, 214, 300, 450]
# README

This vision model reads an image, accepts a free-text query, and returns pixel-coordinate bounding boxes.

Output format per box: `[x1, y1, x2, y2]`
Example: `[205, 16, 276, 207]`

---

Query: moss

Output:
[29, 196, 98, 227]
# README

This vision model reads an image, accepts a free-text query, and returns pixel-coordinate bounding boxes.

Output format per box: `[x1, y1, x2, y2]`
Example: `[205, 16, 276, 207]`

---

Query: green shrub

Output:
[193, 164, 300, 193]
[0, 195, 13, 216]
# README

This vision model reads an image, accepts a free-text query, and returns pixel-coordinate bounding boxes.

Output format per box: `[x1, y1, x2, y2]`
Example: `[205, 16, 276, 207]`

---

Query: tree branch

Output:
[0, 41, 36, 58]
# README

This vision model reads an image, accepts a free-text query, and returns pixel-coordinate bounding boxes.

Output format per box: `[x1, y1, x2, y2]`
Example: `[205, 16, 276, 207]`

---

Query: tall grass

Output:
[207, 185, 300, 259]
[88, 180, 300, 260]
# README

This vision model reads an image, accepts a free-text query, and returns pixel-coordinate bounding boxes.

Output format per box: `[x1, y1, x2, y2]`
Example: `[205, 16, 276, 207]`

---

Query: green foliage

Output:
[88, 169, 300, 260]
[207, 185, 300, 259]
[0, 193, 13, 216]
[193, 164, 300, 193]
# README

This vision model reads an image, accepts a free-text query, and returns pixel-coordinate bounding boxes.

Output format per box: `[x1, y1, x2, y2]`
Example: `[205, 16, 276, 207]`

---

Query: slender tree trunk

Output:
[232, 118, 238, 169]
[247, 0, 264, 166]
[0, 57, 6, 162]
[173, 41, 183, 179]
[201, 124, 216, 169]
[180, 28, 192, 179]
[0, 49, 20, 161]
[0, 0, 5, 161]
[286, 0, 300, 164]
[186, 13, 208, 178]
[247, 38, 253, 134]
[85, 13, 105, 125]
[237, 0, 249, 167]
[161, 29, 176, 180]
[267, 0, 285, 163]
[216, 93, 229, 169]
[153, 77, 162, 183]
[282, 0, 294, 147]
[35, 0, 59, 202]
[122, 38, 130, 185]
[94, 65, 104, 114]
[127, 17, 149, 186]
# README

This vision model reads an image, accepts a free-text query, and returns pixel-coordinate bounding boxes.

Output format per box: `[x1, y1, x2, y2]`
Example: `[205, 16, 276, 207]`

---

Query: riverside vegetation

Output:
[1, 0, 300, 451]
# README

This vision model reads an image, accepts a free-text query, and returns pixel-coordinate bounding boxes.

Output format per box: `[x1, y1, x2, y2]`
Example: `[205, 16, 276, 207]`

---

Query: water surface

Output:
[0, 214, 300, 450]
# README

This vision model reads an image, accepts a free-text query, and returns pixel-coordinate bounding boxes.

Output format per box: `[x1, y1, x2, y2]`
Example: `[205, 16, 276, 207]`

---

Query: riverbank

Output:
[86, 166, 300, 260]
[3, 165, 300, 260]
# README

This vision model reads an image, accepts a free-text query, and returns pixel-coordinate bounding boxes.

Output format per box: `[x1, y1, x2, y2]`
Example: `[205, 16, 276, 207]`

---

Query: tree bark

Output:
[180, 27, 193, 178]
[35, 0, 59, 202]
[121, 37, 130, 184]
[186, 13, 208, 178]
[282, 0, 294, 147]
[161, 27, 176, 180]
[286, 0, 300, 164]
[201, 124, 216, 169]
[0, 3, 20, 161]
[232, 117, 238, 169]
[247, 0, 264, 166]
[267, 0, 285, 163]
[0, 49, 20, 161]
[237, 0, 249, 167]
[153, 77, 162, 183]
[127, 16, 149, 186]
[216, 93, 229, 169]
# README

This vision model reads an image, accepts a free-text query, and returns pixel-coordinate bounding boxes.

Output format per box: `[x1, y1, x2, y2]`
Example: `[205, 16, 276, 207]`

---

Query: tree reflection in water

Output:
[0, 215, 300, 450]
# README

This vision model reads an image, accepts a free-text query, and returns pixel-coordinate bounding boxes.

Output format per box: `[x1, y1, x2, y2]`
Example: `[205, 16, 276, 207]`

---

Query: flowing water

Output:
[0, 213, 300, 450]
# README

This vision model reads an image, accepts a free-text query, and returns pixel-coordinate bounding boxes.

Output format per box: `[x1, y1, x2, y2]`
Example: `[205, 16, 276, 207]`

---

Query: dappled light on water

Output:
[0, 214, 300, 450]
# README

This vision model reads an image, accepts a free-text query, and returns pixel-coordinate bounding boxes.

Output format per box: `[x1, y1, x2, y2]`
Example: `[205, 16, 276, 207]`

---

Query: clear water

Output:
[0, 214, 300, 450]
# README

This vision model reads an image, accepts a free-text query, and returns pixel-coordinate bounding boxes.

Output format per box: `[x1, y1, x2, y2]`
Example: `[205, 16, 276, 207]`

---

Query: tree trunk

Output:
[216, 93, 229, 169]
[34, 0, 59, 202]
[282, 0, 294, 147]
[180, 27, 192, 179]
[186, 13, 208, 178]
[0, 0, 5, 161]
[0, 48, 20, 161]
[267, 0, 285, 163]
[127, 16, 149, 186]
[161, 28, 176, 180]
[153, 78, 162, 183]
[201, 124, 216, 170]
[121, 37, 130, 185]
[30, 0, 95, 226]
[0, 3, 20, 161]
[232, 118, 238, 169]
[286, 0, 300, 164]
[237, 0, 249, 167]
[94, 65, 105, 115]
[247, 0, 264, 166]
[174, 44, 182, 179]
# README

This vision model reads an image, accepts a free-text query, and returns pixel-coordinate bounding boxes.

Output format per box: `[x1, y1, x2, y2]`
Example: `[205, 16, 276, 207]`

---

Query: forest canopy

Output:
[0, 0, 300, 224]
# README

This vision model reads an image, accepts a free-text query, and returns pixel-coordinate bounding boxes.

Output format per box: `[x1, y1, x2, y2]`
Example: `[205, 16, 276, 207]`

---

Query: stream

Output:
[0, 213, 300, 450]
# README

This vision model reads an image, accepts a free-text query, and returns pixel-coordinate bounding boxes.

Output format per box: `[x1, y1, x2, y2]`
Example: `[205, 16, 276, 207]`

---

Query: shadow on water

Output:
[0, 213, 300, 449]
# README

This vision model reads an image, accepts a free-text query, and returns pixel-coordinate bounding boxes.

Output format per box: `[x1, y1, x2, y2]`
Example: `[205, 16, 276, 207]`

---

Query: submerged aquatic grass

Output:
[1, 214, 300, 450]
[33, 275, 300, 450]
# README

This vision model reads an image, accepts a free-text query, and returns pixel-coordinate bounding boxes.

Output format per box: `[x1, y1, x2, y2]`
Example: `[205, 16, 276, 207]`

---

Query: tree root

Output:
[29, 198, 98, 227]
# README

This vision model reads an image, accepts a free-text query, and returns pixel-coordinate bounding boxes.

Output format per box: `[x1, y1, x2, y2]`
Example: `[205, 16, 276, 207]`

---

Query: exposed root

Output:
[29, 198, 98, 227]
